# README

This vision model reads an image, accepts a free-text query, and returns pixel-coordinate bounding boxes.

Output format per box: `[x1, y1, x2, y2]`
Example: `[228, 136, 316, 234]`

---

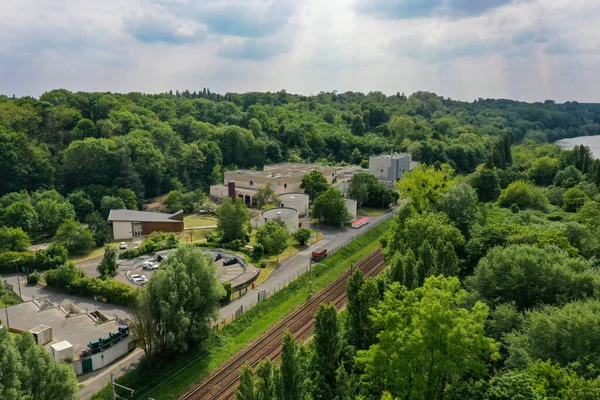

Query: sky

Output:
[1, 0, 599, 102]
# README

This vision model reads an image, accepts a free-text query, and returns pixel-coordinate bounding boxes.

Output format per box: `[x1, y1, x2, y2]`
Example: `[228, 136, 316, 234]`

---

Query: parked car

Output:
[155, 254, 168, 262]
[119, 242, 127, 250]
[130, 274, 141, 281]
[223, 257, 238, 266]
[142, 262, 158, 270]
[214, 253, 223, 262]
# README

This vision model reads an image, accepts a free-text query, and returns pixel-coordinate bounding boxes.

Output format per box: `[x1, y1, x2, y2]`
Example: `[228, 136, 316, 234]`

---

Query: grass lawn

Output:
[358, 207, 387, 216]
[68, 240, 126, 264]
[184, 214, 218, 228]
[177, 228, 216, 244]
[0, 290, 22, 308]
[91, 220, 391, 400]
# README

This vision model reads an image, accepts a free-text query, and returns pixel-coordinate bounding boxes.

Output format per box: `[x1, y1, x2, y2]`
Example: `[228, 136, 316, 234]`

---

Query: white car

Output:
[130, 274, 141, 281]
[119, 242, 128, 250]
[142, 262, 158, 270]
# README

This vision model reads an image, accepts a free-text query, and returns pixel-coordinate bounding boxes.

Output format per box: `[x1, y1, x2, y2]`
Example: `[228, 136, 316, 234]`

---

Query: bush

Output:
[34, 244, 68, 270]
[255, 259, 266, 268]
[231, 239, 243, 251]
[293, 228, 312, 246]
[45, 263, 137, 306]
[54, 220, 95, 255]
[27, 272, 40, 285]
[221, 282, 232, 305]
[252, 243, 264, 259]
[563, 187, 587, 212]
[0, 251, 35, 274]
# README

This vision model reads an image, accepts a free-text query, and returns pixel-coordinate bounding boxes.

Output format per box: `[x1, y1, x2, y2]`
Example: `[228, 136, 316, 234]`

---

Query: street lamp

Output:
[13, 260, 21, 299]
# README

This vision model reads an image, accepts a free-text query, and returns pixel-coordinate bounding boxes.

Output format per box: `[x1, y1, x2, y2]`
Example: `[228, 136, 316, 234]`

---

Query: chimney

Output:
[228, 181, 236, 201]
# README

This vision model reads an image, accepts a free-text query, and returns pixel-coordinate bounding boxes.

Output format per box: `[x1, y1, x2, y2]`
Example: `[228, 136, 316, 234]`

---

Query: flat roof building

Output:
[210, 163, 340, 206]
[369, 153, 412, 186]
[108, 209, 184, 240]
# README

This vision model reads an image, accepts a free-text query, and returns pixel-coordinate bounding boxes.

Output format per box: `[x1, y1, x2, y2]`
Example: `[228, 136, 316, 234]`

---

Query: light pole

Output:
[13, 260, 22, 299]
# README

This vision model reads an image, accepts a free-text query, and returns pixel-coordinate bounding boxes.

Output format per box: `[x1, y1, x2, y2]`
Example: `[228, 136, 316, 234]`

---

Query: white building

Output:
[260, 207, 300, 234]
[278, 193, 310, 217]
[369, 153, 412, 186]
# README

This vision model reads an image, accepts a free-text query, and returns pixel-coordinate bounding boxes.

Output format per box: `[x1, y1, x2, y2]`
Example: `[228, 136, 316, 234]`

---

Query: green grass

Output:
[0, 291, 22, 307]
[91, 220, 391, 400]
[68, 241, 126, 264]
[184, 215, 218, 228]
[358, 207, 387, 216]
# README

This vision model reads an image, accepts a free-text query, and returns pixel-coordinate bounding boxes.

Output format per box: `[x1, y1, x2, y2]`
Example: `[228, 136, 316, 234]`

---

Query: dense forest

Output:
[4, 89, 600, 399]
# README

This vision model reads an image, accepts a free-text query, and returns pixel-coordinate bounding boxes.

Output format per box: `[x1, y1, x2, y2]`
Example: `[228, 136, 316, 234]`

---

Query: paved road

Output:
[219, 209, 396, 319]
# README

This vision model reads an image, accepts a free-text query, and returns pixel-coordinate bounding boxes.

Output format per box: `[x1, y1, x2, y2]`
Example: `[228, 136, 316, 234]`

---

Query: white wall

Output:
[71, 336, 136, 376]
[112, 221, 132, 240]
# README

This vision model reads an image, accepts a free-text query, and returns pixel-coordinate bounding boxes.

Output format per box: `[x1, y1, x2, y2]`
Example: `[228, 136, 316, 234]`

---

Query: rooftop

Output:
[227, 163, 339, 179]
[108, 209, 183, 223]
[370, 153, 411, 160]
[261, 207, 299, 219]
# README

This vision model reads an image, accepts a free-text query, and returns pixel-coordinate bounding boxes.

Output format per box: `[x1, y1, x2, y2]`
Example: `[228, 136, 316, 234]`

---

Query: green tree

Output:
[86, 210, 111, 246]
[0, 227, 31, 252]
[576, 200, 600, 228]
[256, 359, 277, 400]
[498, 180, 549, 211]
[348, 173, 370, 206]
[256, 183, 278, 209]
[34, 244, 68, 270]
[485, 372, 539, 400]
[562, 187, 587, 212]
[470, 167, 501, 203]
[529, 156, 561, 186]
[396, 163, 454, 212]
[434, 182, 479, 237]
[256, 220, 290, 255]
[293, 227, 311, 246]
[67, 190, 95, 221]
[145, 245, 225, 355]
[345, 270, 379, 351]
[236, 364, 256, 400]
[356, 276, 499, 400]
[217, 197, 249, 243]
[131, 288, 158, 367]
[2, 201, 39, 236]
[312, 188, 351, 226]
[467, 244, 600, 310]
[311, 303, 343, 400]
[100, 195, 126, 219]
[300, 170, 330, 201]
[279, 331, 307, 400]
[97, 245, 117, 278]
[34, 198, 76, 235]
[54, 220, 95, 254]
[553, 165, 583, 188]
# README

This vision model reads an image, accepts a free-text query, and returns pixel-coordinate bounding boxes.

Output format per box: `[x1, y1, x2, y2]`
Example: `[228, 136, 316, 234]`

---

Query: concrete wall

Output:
[279, 194, 309, 216]
[261, 209, 299, 234]
[72, 336, 136, 376]
[112, 221, 132, 240]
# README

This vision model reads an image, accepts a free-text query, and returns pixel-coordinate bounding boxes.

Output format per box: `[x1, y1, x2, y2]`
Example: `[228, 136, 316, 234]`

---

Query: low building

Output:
[108, 209, 184, 240]
[260, 207, 300, 234]
[210, 163, 340, 206]
[369, 153, 412, 186]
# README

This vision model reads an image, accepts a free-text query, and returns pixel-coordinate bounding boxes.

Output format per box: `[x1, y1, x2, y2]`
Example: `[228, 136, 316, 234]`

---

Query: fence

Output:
[212, 209, 397, 331]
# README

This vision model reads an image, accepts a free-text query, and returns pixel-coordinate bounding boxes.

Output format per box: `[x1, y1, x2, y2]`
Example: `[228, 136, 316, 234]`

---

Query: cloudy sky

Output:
[1, 0, 599, 102]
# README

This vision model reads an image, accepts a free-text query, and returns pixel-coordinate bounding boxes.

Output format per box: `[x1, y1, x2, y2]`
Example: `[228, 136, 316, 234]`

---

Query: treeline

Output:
[236, 139, 600, 399]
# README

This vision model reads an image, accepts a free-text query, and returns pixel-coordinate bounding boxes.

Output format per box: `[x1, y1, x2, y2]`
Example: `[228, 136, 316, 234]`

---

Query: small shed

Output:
[29, 324, 52, 345]
[51, 340, 74, 362]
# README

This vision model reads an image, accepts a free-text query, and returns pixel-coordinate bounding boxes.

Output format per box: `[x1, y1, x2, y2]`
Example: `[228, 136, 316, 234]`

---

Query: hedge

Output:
[0, 251, 35, 274]
[119, 232, 179, 260]
[45, 263, 137, 306]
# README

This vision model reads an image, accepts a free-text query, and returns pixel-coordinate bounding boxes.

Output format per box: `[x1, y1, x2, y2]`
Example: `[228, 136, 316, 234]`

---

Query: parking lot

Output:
[114, 250, 247, 288]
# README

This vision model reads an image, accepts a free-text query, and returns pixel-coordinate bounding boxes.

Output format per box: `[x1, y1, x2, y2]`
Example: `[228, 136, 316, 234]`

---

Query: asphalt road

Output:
[219, 208, 397, 319]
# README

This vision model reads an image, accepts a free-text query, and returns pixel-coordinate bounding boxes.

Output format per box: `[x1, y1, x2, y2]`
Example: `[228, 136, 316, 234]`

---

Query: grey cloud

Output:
[356, 0, 516, 19]
[218, 39, 290, 60]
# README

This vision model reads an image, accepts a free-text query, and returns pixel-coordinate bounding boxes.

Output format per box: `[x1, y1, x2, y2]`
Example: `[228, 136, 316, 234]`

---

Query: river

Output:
[555, 136, 600, 158]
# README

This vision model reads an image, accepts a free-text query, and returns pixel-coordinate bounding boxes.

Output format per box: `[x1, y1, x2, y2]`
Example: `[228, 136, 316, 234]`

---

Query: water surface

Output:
[555, 136, 600, 158]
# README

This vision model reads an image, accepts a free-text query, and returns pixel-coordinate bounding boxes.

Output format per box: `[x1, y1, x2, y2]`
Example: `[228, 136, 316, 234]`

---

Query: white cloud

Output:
[0, 0, 600, 102]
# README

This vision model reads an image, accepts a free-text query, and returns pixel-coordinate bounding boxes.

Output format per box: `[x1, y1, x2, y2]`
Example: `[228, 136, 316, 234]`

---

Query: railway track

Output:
[179, 247, 386, 400]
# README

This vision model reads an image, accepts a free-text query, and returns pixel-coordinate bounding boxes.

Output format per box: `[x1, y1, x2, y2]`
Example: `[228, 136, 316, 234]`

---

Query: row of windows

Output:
[249, 180, 288, 189]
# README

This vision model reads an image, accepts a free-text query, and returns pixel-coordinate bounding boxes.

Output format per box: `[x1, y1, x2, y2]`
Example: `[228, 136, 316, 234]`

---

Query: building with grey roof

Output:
[107, 209, 184, 240]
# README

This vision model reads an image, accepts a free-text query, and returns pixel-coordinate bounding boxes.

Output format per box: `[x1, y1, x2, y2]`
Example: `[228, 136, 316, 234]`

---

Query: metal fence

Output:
[212, 210, 397, 331]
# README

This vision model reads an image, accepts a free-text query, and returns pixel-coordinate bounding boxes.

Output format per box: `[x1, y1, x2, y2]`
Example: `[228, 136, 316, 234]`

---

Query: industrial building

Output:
[260, 207, 300, 233]
[369, 153, 412, 186]
[108, 209, 184, 240]
[210, 163, 339, 206]
[278, 193, 310, 217]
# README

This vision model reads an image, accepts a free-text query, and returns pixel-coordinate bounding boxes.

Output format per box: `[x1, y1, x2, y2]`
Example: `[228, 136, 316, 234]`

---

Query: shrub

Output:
[0, 251, 35, 274]
[255, 259, 266, 268]
[498, 181, 549, 211]
[221, 282, 232, 305]
[34, 244, 68, 270]
[231, 239, 243, 251]
[563, 187, 587, 212]
[27, 272, 40, 285]
[293, 228, 312, 246]
[119, 232, 179, 259]
[252, 243, 264, 259]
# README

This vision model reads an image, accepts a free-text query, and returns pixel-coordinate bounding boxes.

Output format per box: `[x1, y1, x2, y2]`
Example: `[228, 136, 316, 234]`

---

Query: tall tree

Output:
[396, 163, 454, 212]
[312, 188, 351, 226]
[256, 220, 290, 255]
[97, 245, 117, 278]
[217, 197, 249, 243]
[357, 276, 499, 400]
[256, 359, 277, 400]
[300, 170, 329, 201]
[236, 364, 256, 400]
[279, 331, 307, 400]
[256, 183, 278, 209]
[311, 303, 343, 400]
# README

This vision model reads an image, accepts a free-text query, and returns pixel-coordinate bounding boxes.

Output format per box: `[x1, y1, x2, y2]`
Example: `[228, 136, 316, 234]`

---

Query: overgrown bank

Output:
[91, 219, 391, 400]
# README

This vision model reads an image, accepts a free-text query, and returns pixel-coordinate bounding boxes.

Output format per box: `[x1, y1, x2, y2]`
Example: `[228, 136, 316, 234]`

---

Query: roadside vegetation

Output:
[91, 219, 390, 400]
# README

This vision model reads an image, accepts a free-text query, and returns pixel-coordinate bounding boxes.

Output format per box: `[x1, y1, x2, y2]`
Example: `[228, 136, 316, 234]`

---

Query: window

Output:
[380, 168, 384, 173]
